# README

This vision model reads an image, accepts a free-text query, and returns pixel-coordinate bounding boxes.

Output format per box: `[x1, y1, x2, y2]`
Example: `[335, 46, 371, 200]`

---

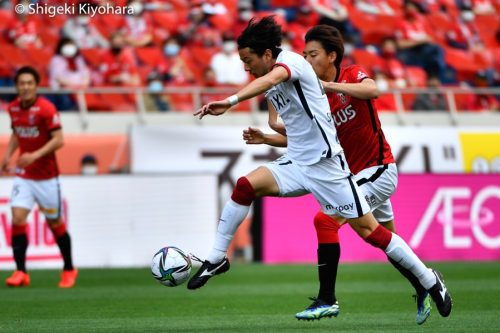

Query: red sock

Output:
[364, 225, 392, 250]
[314, 211, 341, 244]
[49, 223, 67, 238]
[12, 224, 28, 236]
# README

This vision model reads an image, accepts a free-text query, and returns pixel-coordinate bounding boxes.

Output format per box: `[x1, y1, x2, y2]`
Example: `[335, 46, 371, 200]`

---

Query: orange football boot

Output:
[5, 270, 30, 287]
[58, 269, 78, 288]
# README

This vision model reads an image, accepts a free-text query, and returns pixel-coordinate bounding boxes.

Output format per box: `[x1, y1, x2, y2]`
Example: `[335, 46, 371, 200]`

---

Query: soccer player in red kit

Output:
[244, 25, 442, 324]
[1, 66, 77, 288]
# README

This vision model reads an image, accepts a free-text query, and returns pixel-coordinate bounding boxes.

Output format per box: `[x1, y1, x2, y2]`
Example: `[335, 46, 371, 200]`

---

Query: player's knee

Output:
[231, 177, 256, 206]
[314, 211, 341, 243]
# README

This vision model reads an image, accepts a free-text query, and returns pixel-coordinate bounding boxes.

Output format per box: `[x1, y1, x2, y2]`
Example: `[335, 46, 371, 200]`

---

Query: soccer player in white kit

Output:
[188, 16, 451, 319]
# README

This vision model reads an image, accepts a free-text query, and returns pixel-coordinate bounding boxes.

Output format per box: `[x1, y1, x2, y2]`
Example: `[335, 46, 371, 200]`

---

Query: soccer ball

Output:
[151, 246, 192, 287]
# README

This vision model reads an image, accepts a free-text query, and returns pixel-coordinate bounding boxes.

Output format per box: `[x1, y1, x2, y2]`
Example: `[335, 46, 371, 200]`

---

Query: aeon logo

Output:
[410, 186, 500, 249]
[0, 197, 68, 262]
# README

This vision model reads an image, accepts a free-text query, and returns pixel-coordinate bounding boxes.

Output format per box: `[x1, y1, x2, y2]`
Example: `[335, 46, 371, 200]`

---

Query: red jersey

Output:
[7, 96, 61, 180]
[327, 65, 395, 174]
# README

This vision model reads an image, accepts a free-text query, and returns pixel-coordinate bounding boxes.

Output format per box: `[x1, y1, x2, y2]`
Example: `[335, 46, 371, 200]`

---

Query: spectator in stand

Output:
[178, 1, 221, 47]
[464, 72, 499, 111]
[458, 0, 496, 15]
[48, 38, 91, 111]
[377, 38, 408, 88]
[233, 2, 255, 38]
[210, 36, 248, 86]
[120, 0, 153, 47]
[446, 9, 481, 50]
[100, 31, 141, 86]
[163, 37, 196, 84]
[395, 0, 449, 82]
[309, 0, 359, 43]
[6, 0, 42, 49]
[411, 76, 449, 111]
[144, 70, 170, 112]
[62, 9, 109, 49]
[355, 0, 396, 15]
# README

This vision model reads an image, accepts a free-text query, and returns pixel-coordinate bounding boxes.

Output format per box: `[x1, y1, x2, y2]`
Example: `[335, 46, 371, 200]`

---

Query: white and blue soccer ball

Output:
[151, 246, 192, 287]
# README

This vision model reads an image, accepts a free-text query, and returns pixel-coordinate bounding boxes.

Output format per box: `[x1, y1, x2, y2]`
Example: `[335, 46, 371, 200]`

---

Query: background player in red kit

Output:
[244, 25, 433, 324]
[1, 66, 77, 288]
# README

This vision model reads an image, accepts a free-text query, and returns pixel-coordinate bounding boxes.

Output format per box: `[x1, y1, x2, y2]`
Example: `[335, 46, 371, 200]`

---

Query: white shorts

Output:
[265, 153, 370, 219]
[354, 163, 398, 223]
[10, 177, 63, 219]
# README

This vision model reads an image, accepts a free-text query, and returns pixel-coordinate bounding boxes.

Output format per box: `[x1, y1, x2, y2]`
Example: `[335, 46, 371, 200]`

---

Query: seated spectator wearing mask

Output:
[210, 36, 248, 86]
[48, 38, 91, 111]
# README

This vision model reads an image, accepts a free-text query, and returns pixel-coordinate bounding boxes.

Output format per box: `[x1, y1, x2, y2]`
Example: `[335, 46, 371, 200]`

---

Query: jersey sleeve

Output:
[347, 65, 371, 83]
[273, 51, 303, 81]
[42, 101, 62, 132]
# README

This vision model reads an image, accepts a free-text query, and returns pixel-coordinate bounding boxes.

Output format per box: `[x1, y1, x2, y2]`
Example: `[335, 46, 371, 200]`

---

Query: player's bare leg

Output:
[6, 207, 31, 287]
[188, 167, 280, 290]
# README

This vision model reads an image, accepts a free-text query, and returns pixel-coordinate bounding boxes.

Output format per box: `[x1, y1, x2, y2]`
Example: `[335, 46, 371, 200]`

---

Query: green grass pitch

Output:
[1, 262, 499, 333]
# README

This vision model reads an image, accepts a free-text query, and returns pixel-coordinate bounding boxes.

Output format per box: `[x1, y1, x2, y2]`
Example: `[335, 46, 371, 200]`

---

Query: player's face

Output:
[304, 41, 336, 81]
[16, 73, 38, 102]
[239, 47, 273, 78]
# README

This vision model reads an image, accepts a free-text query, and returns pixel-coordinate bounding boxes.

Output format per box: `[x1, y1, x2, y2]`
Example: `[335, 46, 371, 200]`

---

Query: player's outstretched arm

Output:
[17, 129, 64, 168]
[1, 133, 19, 175]
[321, 78, 379, 100]
[194, 66, 289, 119]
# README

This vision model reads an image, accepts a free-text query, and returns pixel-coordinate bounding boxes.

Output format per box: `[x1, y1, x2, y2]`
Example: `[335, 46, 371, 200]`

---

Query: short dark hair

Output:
[237, 15, 282, 58]
[14, 66, 40, 85]
[305, 25, 344, 69]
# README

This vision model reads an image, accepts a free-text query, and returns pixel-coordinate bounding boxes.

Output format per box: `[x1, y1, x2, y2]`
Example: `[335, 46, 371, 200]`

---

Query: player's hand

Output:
[16, 152, 38, 168]
[243, 127, 266, 145]
[194, 100, 231, 119]
[1, 158, 10, 175]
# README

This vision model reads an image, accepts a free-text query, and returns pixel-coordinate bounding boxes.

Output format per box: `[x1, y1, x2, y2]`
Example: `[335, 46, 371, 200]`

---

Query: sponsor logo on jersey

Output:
[332, 104, 356, 126]
[325, 203, 354, 212]
[14, 126, 40, 138]
[357, 71, 368, 81]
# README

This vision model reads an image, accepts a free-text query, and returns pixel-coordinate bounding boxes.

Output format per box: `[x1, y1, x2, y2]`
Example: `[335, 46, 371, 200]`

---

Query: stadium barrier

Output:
[0, 174, 218, 269]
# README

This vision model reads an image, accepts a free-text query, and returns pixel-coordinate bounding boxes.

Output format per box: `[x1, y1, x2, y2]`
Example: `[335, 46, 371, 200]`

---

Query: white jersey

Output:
[265, 50, 343, 165]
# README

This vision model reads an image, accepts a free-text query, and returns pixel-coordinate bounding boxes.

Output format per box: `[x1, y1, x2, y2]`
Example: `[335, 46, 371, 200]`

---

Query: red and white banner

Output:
[262, 174, 500, 263]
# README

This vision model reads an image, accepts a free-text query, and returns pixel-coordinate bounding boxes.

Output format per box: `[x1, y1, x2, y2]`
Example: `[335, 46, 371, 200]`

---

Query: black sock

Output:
[317, 243, 340, 305]
[56, 232, 74, 270]
[12, 234, 28, 272]
[387, 256, 426, 295]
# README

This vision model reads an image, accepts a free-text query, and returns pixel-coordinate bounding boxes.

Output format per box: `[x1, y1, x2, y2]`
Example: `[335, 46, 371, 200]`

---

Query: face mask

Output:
[128, 2, 144, 15]
[461, 11, 475, 22]
[222, 41, 237, 53]
[344, 43, 354, 56]
[148, 80, 163, 93]
[376, 78, 389, 92]
[61, 43, 78, 58]
[81, 165, 98, 175]
[239, 10, 253, 21]
[77, 16, 90, 25]
[164, 43, 180, 57]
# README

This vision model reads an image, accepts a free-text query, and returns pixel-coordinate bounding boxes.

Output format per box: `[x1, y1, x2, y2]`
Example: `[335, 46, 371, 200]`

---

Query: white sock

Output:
[207, 199, 250, 263]
[385, 233, 437, 290]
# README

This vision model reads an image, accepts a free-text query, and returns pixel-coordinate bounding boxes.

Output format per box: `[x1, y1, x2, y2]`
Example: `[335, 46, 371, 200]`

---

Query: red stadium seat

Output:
[150, 11, 179, 33]
[80, 48, 105, 69]
[352, 49, 382, 74]
[405, 66, 427, 87]
[135, 47, 165, 68]
[25, 48, 53, 67]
